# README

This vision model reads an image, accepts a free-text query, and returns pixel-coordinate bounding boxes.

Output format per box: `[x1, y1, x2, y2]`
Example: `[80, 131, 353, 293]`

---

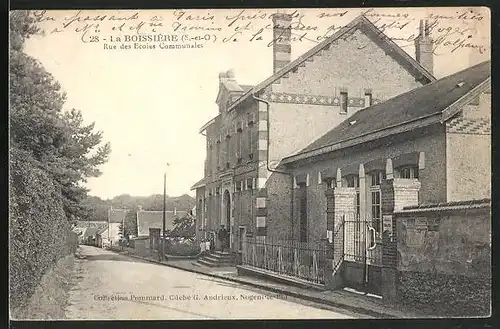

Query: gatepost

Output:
[380, 158, 421, 302]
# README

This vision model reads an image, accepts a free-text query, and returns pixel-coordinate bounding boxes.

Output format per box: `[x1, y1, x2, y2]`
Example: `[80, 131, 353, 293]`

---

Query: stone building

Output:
[191, 14, 438, 253]
[278, 60, 491, 244]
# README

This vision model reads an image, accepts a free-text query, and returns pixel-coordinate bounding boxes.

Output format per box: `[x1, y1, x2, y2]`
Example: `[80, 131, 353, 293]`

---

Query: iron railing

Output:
[242, 235, 327, 284]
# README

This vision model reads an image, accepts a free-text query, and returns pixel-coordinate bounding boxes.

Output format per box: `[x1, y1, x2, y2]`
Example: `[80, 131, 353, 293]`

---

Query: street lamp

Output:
[162, 163, 169, 261]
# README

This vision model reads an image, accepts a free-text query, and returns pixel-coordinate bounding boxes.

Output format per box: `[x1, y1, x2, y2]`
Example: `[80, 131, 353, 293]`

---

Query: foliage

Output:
[165, 241, 201, 256]
[168, 216, 195, 240]
[9, 10, 109, 308]
[9, 147, 77, 308]
[123, 210, 138, 238]
[10, 11, 111, 223]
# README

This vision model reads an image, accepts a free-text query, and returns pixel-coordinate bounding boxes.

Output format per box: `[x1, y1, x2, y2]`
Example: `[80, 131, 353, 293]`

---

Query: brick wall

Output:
[394, 201, 491, 316]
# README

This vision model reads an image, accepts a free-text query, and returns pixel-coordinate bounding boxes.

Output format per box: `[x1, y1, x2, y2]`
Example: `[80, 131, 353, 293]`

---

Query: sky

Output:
[22, 7, 490, 199]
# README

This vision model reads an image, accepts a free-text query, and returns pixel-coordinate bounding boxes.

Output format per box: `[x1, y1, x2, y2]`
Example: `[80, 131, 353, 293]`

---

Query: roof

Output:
[282, 60, 491, 164]
[240, 85, 253, 93]
[108, 208, 128, 223]
[227, 14, 436, 112]
[190, 177, 206, 190]
[136, 210, 188, 237]
[73, 227, 99, 238]
[74, 221, 108, 229]
[96, 226, 108, 235]
[199, 84, 254, 133]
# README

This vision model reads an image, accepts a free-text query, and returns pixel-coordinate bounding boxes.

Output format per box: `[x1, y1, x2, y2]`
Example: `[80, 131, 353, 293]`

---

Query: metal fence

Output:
[343, 215, 383, 266]
[241, 236, 327, 285]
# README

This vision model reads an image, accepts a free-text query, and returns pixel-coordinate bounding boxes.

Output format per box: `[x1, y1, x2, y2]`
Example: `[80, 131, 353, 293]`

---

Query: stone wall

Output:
[393, 200, 491, 316]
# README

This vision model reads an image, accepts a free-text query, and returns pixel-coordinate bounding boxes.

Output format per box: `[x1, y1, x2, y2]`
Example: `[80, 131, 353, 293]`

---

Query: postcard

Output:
[9, 7, 491, 320]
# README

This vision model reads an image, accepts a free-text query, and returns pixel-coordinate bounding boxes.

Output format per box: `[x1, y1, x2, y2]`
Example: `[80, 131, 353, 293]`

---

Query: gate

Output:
[336, 214, 383, 295]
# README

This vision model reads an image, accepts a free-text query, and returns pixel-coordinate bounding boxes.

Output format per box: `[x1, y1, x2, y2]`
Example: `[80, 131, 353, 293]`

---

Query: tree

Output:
[169, 216, 195, 241]
[9, 10, 110, 308]
[123, 210, 138, 238]
[10, 11, 111, 224]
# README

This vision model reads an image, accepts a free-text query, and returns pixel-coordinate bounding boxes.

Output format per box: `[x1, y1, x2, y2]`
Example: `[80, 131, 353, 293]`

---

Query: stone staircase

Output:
[195, 251, 236, 267]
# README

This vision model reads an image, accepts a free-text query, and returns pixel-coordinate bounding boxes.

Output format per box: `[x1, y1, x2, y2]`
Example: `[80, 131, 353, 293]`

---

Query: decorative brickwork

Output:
[446, 117, 490, 135]
[255, 102, 269, 237]
[272, 13, 292, 74]
[260, 91, 382, 107]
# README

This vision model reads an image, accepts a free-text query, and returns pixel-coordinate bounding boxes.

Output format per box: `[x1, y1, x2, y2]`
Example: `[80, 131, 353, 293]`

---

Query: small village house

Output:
[132, 206, 188, 256]
[72, 221, 108, 246]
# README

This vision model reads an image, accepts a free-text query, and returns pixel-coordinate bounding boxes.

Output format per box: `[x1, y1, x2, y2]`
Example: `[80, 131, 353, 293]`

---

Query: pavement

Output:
[114, 247, 425, 319]
[66, 245, 363, 320]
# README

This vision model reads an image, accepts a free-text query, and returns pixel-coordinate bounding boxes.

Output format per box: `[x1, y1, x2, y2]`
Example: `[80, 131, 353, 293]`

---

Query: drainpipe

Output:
[252, 95, 295, 240]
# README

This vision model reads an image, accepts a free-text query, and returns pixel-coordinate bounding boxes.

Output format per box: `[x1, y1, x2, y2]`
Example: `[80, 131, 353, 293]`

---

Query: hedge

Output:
[9, 148, 77, 309]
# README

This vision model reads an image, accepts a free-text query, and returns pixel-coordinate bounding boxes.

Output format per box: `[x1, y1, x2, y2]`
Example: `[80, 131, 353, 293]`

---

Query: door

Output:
[238, 226, 246, 252]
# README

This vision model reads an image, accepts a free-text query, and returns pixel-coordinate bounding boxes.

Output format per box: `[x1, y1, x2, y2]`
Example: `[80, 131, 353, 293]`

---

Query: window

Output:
[371, 171, 385, 187]
[396, 166, 419, 179]
[298, 183, 308, 243]
[236, 124, 242, 163]
[345, 174, 359, 188]
[364, 92, 372, 107]
[216, 139, 221, 171]
[235, 181, 242, 192]
[371, 191, 381, 231]
[247, 121, 254, 160]
[225, 133, 231, 168]
[207, 142, 213, 176]
[344, 175, 360, 216]
[340, 92, 348, 113]
[369, 170, 385, 232]
[246, 178, 254, 190]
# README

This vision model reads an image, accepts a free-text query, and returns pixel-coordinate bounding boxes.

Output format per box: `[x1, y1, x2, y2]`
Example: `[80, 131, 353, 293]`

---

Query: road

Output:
[65, 245, 358, 320]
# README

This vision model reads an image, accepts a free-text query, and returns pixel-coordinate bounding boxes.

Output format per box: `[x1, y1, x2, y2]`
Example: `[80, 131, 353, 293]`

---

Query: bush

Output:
[9, 148, 76, 309]
[165, 241, 201, 256]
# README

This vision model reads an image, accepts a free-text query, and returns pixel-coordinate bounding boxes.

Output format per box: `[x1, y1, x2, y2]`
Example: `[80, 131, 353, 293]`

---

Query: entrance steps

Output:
[195, 251, 236, 267]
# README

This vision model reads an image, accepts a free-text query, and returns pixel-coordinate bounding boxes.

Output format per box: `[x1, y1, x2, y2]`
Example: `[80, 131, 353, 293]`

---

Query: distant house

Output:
[95, 225, 108, 248]
[103, 207, 128, 246]
[136, 207, 188, 237]
[72, 221, 107, 245]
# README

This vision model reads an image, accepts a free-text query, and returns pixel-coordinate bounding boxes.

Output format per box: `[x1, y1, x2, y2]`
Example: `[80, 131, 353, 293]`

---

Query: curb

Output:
[121, 251, 397, 318]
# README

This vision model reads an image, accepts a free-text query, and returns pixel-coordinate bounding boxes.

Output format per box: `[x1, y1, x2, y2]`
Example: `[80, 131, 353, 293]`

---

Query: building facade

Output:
[191, 14, 437, 253]
[278, 60, 491, 244]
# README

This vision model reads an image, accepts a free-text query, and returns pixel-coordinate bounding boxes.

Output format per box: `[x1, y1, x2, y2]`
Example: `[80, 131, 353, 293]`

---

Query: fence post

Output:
[294, 248, 299, 276]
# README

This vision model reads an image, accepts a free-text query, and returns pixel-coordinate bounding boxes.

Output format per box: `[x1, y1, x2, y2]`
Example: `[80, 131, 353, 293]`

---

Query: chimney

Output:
[272, 13, 292, 74]
[414, 20, 434, 75]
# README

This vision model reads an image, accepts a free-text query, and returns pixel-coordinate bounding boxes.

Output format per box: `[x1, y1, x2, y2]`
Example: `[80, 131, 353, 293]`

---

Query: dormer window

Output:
[364, 91, 373, 107]
[340, 92, 348, 114]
